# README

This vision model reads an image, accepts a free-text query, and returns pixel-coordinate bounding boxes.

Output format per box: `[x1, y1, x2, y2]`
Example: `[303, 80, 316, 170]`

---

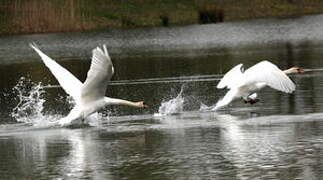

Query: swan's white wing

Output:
[81, 45, 114, 103]
[30, 44, 83, 102]
[244, 61, 295, 93]
[217, 64, 244, 89]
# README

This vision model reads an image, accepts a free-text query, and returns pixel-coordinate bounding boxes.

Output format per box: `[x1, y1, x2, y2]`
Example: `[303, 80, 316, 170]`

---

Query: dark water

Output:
[1, 15, 323, 179]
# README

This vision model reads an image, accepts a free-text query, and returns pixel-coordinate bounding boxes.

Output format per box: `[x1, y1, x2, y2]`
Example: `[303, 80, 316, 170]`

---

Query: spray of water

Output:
[10, 77, 111, 127]
[11, 77, 61, 126]
[199, 102, 217, 112]
[156, 88, 184, 116]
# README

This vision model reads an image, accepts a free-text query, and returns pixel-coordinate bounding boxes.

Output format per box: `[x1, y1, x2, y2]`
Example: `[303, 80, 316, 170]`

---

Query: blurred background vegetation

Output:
[0, 0, 323, 35]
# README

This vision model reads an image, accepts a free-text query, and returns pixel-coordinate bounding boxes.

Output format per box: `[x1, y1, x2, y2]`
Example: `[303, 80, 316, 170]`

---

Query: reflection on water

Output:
[1, 113, 323, 179]
[1, 14, 323, 179]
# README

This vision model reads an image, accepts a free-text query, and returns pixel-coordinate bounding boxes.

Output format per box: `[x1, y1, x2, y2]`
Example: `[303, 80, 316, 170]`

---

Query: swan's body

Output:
[30, 44, 147, 126]
[214, 60, 303, 110]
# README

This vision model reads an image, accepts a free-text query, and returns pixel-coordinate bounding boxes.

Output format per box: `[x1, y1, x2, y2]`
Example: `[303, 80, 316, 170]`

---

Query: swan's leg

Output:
[244, 93, 260, 105]
[213, 89, 237, 110]
[58, 107, 82, 126]
[248, 99, 260, 104]
[249, 93, 259, 104]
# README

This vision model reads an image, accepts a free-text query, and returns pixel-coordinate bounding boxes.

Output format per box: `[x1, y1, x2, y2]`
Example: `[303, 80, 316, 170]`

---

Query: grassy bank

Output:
[0, 0, 323, 35]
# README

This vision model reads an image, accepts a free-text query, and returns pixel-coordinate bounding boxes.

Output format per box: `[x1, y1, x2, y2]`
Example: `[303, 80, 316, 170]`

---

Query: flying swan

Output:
[213, 60, 304, 110]
[30, 44, 148, 126]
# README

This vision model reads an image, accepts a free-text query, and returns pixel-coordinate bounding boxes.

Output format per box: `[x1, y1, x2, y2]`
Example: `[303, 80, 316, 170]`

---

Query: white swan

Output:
[30, 44, 148, 126]
[214, 60, 304, 110]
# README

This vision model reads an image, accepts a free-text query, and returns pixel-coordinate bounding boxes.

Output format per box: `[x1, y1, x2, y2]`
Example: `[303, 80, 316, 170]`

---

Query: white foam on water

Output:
[9, 78, 123, 128]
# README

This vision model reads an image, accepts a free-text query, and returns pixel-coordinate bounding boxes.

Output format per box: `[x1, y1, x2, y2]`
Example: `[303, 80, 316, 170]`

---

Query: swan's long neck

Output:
[283, 69, 293, 74]
[104, 97, 140, 107]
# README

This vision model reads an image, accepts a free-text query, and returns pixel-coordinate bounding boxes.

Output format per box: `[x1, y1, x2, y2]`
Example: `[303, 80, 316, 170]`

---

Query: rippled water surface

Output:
[1, 15, 323, 179]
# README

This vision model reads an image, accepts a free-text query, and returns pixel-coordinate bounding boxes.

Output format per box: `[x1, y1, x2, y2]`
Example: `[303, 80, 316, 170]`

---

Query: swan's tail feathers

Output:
[212, 90, 236, 111]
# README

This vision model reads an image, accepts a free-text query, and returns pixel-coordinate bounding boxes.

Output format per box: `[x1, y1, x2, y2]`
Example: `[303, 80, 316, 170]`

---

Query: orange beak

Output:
[298, 69, 305, 74]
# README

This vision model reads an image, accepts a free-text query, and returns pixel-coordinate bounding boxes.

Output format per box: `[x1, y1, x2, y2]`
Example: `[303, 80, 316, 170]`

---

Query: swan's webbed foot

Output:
[244, 99, 260, 105]
[249, 99, 259, 104]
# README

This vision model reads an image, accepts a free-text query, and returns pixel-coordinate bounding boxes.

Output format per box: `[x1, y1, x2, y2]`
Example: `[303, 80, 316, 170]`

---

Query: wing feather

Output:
[30, 44, 83, 102]
[81, 45, 114, 103]
[217, 64, 244, 89]
[244, 61, 295, 93]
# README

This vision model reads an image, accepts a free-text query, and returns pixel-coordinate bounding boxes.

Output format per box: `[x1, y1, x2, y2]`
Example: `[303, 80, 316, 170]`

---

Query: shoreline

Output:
[1, 0, 323, 35]
[1, 12, 322, 37]
[0, 14, 323, 64]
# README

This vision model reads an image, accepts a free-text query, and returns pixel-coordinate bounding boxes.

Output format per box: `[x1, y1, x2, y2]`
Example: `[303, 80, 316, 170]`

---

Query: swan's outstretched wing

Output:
[81, 45, 114, 103]
[244, 61, 295, 93]
[217, 64, 244, 89]
[30, 44, 83, 102]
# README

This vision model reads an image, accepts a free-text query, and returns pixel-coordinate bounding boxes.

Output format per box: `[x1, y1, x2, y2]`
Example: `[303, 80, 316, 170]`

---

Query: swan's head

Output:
[136, 101, 149, 108]
[284, 67, 304, 74]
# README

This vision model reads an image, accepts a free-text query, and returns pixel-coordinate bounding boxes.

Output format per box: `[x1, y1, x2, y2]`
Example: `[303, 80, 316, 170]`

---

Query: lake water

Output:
[1, 15, 323, 179]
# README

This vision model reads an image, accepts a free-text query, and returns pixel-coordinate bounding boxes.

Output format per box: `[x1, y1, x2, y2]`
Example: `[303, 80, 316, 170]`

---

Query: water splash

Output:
[11, 77, 60, 126]
[199, 102, 216, 112]
[156, 88, 184, 116]
[66, 94, 76, 109]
